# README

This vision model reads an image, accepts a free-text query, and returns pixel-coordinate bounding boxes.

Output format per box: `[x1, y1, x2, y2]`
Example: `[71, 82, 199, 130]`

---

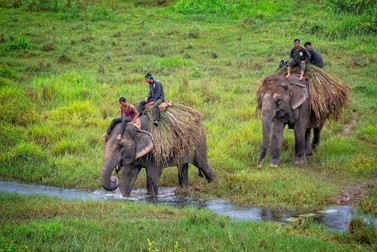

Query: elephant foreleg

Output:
[269, 120, 285, 167]
[120, 164, 141, 197]
[178, 163, 189, 187]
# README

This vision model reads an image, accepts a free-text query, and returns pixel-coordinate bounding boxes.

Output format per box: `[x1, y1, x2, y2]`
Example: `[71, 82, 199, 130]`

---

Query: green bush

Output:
[4, 37, 30, 52]
[170, 0, 286, 19]
[327, 0, 377, 15]
[354, 85, 377, 96]
[0, 86, 38, 125]
[0, 66, 17, 79]
[1, 141, 45, 162]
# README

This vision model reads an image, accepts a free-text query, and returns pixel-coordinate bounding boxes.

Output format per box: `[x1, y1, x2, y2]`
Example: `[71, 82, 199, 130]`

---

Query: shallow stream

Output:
[1, 181, 376, 232]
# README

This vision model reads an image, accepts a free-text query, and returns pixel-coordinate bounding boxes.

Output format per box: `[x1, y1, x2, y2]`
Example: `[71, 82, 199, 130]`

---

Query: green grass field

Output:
[1, 193, 376, 251]
[1, 0, 376, 209]
[1, 0, 377, 250]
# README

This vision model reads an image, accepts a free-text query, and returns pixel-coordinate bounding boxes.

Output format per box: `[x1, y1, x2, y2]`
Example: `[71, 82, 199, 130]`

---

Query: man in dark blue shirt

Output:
[137, 73, 165, 126]
[304, 42, 324, 68]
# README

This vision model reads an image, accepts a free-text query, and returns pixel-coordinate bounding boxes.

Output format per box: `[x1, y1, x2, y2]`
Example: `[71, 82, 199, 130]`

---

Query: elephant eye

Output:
[276, 99, 282, 105]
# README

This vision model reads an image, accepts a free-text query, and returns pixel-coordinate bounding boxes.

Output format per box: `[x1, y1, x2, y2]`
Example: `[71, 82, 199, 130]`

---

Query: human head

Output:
[304, 42, 312, 50]
[144, 73, 153, 84]
[294, 39, 300, 49]
[119, 97, 126, 105]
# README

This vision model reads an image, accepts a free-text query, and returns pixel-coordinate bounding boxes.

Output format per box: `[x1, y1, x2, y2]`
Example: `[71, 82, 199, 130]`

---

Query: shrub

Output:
[354, 85, 377, 96]
[1, 141, 45, 162]
[326, 0, 377, 15]
[0, 86, 38, 125]
[0, 66, 17, 78]
[4, 37, 30, 51]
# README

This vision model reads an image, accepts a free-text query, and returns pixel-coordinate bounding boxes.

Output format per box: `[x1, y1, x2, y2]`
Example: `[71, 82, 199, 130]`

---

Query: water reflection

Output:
[0, 181, 375, 232]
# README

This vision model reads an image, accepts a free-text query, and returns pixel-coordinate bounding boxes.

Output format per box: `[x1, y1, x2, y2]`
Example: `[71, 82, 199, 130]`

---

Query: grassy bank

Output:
[1, 193, 376, 251]
[0, 0, 376, 209]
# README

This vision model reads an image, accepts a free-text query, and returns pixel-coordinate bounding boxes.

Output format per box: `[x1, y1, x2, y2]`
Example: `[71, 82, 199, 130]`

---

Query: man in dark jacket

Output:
[137, 73, 165, 126]
[304, 42, 324, 68]
[286, 39, 311, 81]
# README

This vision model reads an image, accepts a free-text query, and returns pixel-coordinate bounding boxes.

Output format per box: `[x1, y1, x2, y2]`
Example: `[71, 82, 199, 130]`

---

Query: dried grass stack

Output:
[271, 64, 351, 121]
[136, 102, 203, 166]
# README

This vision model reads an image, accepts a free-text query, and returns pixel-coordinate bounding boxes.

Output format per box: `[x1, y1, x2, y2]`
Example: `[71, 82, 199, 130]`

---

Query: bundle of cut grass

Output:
[136, 102, 203, 166]
[259, 64, 351, 121]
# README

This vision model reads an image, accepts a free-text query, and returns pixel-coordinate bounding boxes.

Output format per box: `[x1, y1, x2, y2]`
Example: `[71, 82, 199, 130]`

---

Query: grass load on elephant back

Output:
[136, 102, 204, 167]
[257, 65, 352, 121]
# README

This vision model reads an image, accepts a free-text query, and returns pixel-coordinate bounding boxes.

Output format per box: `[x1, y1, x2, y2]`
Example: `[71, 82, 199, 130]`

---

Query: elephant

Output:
[257, 75, 326, 168]
[100, 115, 217, 197]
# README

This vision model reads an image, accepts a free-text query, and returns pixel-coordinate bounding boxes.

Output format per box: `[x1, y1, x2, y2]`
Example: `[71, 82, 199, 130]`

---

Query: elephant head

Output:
[257, 75, 308, 168]
[100, 125, 153, 191]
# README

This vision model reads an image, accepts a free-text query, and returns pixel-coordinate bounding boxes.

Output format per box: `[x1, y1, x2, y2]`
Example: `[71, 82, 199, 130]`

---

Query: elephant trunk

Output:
[100, 148, 120, 191]
[257, 105, 275, 168]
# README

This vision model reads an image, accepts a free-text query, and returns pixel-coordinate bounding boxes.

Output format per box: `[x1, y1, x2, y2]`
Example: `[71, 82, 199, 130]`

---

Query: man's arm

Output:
[305, 49, 311, 62]
[130, 105, 139, 123]
[120, 106, 124, 117]
[290, 48, 294, 61]
[153, 82, 162, 102]
[146, 85, 152, 100]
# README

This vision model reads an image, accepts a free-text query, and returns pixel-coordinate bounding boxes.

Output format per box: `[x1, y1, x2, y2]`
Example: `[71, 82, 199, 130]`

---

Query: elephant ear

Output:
[291, 85, 308, 110]
[135, 130, 154, 159]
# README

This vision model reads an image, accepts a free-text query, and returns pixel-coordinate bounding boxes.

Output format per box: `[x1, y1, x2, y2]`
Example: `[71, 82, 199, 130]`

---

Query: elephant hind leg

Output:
[120, 165, 141, 197]
[192, 160, 217, 183]
[305, 128, 313, 156]
[311, 122, 325, 151]
[146, 167, 162, 198]
[178, 163, 189, 187]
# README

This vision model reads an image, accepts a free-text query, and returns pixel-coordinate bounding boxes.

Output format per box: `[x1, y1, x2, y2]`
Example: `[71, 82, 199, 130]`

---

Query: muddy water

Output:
[1, 181, 376, 232]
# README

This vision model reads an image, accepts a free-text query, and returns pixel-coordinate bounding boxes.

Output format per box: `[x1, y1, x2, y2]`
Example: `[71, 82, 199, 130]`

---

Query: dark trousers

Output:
[106, 117, 133, 135]
[137, 98, 163, 121]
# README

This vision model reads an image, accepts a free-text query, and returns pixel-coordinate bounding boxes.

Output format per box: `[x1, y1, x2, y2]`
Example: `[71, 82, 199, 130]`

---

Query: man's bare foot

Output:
[286, 74, 291, 78]
[101, 133, 108, 138]
[299, 77, 305, 81]
[117, 134, 122, 140]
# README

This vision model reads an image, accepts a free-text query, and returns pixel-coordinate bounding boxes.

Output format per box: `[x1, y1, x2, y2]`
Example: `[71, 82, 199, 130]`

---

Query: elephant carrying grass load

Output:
[100, 104, 217, 197]
[256, 65, 351, 168]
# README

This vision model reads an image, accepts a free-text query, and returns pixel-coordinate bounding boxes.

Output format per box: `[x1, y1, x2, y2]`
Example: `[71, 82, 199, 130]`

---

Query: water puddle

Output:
[1, 181, 376, 232]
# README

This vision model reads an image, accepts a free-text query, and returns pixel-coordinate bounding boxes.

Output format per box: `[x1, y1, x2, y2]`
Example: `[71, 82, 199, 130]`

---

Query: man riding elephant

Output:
[101, 97, 140, 140]
[286, 39, 311, 81]
[137, 73, 165, 126]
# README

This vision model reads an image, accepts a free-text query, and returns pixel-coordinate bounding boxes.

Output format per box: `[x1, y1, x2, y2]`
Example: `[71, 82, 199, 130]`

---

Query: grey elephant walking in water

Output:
[100, 115, 217, 197]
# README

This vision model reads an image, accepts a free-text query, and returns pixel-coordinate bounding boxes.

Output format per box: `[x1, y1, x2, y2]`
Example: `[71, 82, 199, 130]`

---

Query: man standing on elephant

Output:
[137, 73, 165, 126]
[286, 39, 311, 81]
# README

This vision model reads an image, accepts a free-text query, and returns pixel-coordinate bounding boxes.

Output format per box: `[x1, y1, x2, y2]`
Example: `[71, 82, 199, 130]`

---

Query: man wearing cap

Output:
[286, 39, 311, 81]
[304, 42, 324, 68]
[137, 73, 165, 126]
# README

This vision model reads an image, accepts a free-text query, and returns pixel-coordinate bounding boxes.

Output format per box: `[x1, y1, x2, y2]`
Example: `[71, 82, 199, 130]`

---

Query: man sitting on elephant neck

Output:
[286, 39, 311, 81]
[101, 97, 140, 140]
[137, 73, 165, 126]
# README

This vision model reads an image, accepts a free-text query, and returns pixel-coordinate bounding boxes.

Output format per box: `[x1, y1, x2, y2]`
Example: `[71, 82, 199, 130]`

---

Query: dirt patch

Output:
[341, 113, 357, 135]
[333, 177, 377, 205]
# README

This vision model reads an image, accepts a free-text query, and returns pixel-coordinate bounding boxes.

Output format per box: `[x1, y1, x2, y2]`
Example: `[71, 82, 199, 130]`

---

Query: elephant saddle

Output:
[126, 118, 141, 130]
[144, 100, 174, 112]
